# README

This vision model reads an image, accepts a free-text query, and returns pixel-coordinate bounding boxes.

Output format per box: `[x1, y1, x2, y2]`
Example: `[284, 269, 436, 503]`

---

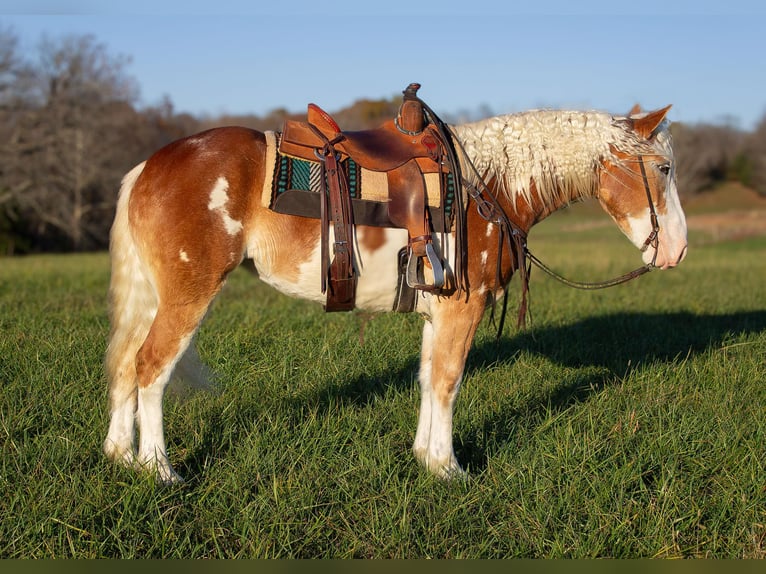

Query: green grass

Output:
[1, 214, 765, 558]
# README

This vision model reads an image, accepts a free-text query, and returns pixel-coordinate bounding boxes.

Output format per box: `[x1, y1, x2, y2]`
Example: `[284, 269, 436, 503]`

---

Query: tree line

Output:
[1, 27, 765, 255]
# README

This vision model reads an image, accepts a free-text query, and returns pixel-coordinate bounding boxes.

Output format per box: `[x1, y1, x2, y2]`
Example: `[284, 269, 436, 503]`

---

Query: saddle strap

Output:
[386, 161, 443, 291]
[322, 146, 357, 312]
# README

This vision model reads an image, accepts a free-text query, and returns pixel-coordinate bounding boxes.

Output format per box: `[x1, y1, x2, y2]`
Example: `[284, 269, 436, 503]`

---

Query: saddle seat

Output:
[280, 104, 445, 174]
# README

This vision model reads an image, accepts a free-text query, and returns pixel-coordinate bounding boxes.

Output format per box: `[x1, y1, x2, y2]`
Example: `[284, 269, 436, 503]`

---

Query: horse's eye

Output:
[658, 163, 671, 175]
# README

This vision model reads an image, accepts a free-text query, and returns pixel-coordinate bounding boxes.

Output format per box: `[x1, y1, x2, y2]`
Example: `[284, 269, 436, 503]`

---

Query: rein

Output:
[527, 156, 659, 289]
[411, 95, 661, 333]
[457, 139, 661, 333]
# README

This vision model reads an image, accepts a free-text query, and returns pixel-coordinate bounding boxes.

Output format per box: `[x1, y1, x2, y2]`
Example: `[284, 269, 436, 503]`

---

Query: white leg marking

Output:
[417, 309, 468, 479]
[137, 379, 182, 484]
[104, 395, 136, 466]
[413, 317, 467, 478]
[413, 321, 434, 464]
[426, 383, 463, 478]
[135, 333, 194, 484]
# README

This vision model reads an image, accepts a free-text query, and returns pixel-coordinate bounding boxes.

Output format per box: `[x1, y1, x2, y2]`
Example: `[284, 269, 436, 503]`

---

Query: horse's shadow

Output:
[181, 310, 766, 477]
[297, 310, 766, 472]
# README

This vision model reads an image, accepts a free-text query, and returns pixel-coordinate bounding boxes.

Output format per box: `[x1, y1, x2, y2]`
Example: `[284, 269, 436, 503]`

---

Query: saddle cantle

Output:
[277, 83, 463, 311]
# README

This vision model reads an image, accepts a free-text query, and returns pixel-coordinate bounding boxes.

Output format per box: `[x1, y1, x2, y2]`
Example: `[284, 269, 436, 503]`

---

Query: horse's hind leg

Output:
[133, 295, 217, 484]
[106, 293, 214, 483]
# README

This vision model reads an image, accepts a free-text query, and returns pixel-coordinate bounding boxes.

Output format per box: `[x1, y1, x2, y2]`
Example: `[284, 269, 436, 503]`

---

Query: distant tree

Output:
[743, 117, 766, 196]
[0, 28, 212, 254]
[0, 26, 32, 253]
[671, 122, 745, 197]
[1, 34, 142, 251]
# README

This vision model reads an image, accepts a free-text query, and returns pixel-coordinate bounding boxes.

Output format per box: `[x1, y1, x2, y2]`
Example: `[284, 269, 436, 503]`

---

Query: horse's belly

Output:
[249, 225, 408, 313]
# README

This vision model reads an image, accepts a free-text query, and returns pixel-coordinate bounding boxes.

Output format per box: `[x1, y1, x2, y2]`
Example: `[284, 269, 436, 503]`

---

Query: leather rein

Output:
[524, 156, 660, 290]
[455, 129, 661, 332]
[414, 95, 662, 332]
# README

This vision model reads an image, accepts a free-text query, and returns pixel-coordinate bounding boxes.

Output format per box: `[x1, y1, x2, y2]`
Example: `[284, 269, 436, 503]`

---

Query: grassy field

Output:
[1, 190, 765, 558]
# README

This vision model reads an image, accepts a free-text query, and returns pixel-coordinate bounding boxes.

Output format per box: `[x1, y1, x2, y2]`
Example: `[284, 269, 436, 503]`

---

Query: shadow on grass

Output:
[456, 309, 766, 471]
[182, 310, 766, 478]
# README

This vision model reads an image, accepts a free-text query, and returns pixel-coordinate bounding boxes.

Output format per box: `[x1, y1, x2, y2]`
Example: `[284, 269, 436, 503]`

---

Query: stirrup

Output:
[406, 243, 444, 291]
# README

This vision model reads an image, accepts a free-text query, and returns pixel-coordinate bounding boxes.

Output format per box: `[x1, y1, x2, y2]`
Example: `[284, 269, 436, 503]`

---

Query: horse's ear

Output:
[628, 103, 642, 116]
[633, 104, 672, 138]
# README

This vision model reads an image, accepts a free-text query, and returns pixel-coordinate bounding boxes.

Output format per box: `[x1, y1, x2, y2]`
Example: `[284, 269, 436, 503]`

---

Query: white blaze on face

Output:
[208, 177, 243, 236]
[624, 174, 688, 269]
[660, 165, 688, 247]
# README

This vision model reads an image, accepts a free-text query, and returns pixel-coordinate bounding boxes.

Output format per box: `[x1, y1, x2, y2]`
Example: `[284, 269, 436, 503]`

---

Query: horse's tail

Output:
[105, 162, 156, 415]
[105, 163, 214, 411]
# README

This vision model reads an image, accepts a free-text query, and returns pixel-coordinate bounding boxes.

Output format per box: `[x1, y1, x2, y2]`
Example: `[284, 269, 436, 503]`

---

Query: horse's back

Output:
[137, 126, 268, 195]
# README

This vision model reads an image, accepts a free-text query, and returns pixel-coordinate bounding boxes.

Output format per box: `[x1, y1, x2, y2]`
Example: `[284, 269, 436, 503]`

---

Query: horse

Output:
[104, 101, 688, 484]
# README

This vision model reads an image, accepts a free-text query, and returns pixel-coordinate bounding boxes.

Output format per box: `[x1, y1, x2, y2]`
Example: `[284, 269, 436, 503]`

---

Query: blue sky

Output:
[2, 1, 765, 130]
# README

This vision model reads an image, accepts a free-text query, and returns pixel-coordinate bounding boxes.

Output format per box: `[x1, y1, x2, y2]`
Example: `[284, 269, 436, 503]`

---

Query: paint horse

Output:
[104, 95, 687, 484]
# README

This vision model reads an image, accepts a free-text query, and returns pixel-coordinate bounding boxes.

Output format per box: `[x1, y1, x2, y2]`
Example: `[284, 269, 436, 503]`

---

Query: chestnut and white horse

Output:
[104, 104, 687, 483]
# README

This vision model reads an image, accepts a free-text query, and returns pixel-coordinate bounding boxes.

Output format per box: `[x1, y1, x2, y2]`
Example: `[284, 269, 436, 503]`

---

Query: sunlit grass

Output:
[1, 220, 765, 557]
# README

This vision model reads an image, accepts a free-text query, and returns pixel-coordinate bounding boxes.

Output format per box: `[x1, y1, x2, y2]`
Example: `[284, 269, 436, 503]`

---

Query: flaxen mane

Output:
[452, 110, 662, 210]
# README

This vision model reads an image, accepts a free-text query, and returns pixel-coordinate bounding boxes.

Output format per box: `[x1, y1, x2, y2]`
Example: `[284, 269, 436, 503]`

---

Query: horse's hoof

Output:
[157, 469, 185, 486]
[436, 463, 468, 481]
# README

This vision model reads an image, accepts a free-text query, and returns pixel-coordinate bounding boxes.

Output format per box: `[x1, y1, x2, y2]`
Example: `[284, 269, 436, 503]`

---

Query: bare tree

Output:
[2, 33, 140, 251]
[744, 114, 766, 196]
[671, 122, 745, 198]
[0, 26, 27, 207]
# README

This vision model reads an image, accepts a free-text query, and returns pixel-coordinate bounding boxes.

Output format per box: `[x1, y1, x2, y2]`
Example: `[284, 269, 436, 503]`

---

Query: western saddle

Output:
[279, 83, 464, 311]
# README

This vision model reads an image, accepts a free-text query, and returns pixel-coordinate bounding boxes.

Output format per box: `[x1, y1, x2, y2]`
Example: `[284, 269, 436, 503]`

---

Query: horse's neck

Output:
[453, 111, 618, 228]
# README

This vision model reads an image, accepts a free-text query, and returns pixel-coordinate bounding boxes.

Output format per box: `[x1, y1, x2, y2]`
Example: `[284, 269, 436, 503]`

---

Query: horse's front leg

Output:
[412, 320, 435, 468]
[413, 297, 484, 478]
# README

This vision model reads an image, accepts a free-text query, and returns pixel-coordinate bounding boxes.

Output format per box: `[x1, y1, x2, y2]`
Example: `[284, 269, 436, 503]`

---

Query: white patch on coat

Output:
[179, 250, 190, 263]
[207, 177, 243, 236]
[480, 250, 488, 266]
[253, 226, 409, 313]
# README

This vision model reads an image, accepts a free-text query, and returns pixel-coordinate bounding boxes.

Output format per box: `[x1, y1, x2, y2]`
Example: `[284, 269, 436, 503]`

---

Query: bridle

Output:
[414, 96, 663, 332]
[525, 154, 661, 290]
[459, 148, 662, 333]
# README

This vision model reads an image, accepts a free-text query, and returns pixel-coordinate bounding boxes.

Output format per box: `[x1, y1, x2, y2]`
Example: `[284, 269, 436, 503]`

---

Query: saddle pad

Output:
[261, 131, 456, 229]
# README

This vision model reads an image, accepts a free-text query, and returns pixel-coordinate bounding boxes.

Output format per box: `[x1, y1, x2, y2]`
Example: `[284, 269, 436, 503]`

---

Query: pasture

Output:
[1, 188, 765, 558]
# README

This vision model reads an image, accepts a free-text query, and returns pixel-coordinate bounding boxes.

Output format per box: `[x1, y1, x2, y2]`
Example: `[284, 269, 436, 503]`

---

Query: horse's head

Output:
[597, 105, 688, 269]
